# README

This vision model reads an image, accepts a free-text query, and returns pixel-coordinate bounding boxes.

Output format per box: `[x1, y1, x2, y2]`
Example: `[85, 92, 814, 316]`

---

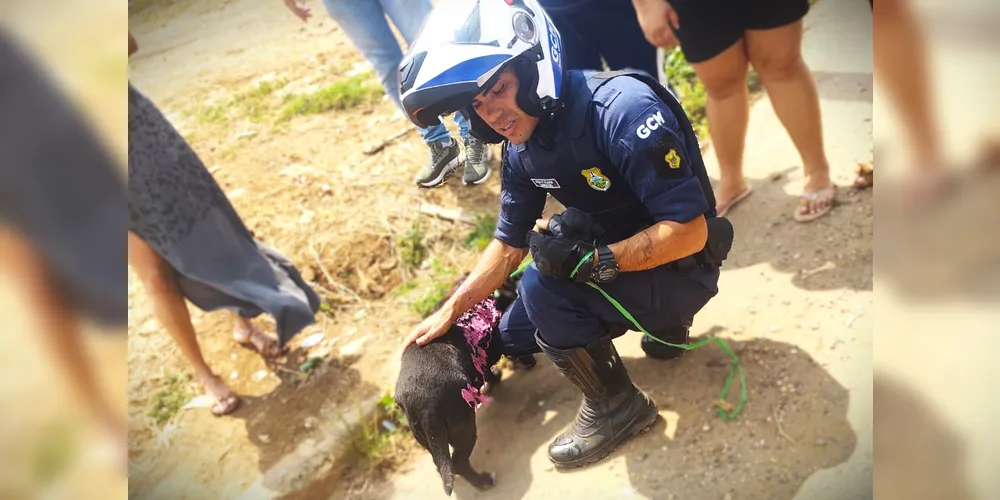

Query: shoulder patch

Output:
[665, 149, 681, 169]
[642, 134, 688, 179]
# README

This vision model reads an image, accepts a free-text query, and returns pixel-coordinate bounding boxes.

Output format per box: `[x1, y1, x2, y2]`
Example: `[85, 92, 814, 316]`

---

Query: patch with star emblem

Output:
[665, 149, 681, 169]
[643, 134, 687, 179]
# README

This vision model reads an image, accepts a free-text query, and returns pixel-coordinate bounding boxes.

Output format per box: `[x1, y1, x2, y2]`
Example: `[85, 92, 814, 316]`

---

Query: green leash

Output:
[510, 256, 746, 421]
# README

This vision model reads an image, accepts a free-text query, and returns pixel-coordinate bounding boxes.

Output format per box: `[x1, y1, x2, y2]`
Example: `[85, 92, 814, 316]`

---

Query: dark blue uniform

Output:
[496, 70, 720, 354]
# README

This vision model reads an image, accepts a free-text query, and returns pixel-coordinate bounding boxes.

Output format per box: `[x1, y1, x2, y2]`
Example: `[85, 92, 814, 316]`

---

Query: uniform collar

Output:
[519, 71, 590, 151]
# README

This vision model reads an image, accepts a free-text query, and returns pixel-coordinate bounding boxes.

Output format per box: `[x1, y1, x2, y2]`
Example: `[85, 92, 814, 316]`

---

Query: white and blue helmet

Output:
[398, 0, 564, 142]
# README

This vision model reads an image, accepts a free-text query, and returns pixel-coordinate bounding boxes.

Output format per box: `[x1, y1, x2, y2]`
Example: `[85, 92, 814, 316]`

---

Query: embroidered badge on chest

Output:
[581, 167, 611, 192]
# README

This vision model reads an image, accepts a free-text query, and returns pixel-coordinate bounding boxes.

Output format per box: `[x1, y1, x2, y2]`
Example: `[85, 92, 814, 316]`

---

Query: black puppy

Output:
[395, 275, 520, 496]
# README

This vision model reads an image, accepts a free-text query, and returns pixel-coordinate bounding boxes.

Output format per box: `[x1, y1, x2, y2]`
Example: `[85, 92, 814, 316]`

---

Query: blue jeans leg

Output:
[422, 111, 469, 144]
[321, 0, 451, 144]
[421, 123, 452, 144]
[452, 110, 471, 140]
[378, 0, 467, 141]
[320, 0, 403, 110]
[378, 0, 432, 43]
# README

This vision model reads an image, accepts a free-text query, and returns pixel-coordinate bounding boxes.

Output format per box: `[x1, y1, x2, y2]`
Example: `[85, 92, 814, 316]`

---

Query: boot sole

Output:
[550, 399, 660, 470]
[416, 154, 461, 188]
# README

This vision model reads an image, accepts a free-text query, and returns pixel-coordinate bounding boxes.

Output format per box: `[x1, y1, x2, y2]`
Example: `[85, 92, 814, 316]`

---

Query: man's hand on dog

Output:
[404, 307, 454, 346]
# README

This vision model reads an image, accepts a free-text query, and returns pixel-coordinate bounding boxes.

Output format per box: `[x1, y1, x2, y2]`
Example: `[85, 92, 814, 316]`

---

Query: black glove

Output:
[526, 230, 596, 282]
[548, 208, 605, 242]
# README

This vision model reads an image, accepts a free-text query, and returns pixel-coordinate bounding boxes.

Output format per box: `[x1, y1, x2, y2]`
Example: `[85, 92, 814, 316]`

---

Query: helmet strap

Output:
[512, 56, 545, 118]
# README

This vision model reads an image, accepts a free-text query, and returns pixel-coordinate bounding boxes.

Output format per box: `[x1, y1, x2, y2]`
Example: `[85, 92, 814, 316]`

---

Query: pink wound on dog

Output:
[456, 297, 502, 411]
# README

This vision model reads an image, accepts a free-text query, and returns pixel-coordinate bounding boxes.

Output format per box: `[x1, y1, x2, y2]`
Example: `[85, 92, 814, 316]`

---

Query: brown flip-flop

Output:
[235, 327, 288, 359]
[716, 185, 754, 217]
[210, 393, 241, 417]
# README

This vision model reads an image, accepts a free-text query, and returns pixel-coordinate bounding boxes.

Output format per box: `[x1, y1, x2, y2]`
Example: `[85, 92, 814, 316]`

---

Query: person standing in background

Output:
[128, 32, 321, 417]
[0, 29, 127, 467]
[633, 0, 838, 222]
[282, 0, 493, 187]
[537, 0, 661, 79]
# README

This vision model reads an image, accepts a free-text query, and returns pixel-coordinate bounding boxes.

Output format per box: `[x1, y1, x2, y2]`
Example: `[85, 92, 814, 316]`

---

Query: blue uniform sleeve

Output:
[598, 85, 709, 225]
[494, 152, 546, 249]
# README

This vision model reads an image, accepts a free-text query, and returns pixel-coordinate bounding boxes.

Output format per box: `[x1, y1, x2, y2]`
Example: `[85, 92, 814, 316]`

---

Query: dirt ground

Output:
[126, 0, 873, 498]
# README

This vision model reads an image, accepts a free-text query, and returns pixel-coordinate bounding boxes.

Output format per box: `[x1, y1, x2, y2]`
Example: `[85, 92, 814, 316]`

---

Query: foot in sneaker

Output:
[462, 136, 492, 185]
[414, 138, 460, 188]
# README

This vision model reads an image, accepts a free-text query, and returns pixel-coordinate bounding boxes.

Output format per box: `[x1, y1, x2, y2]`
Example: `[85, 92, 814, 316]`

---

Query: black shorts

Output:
[670, 0, 811, 63]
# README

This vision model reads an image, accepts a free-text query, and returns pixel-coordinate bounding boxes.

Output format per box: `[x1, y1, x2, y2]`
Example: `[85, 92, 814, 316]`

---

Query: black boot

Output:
[641, 326, 689, 360]
[535, 332, 659, 469]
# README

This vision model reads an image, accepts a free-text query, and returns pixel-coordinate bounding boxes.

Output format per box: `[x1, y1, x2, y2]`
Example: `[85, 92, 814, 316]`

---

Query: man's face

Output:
[471, 66, 539, 144]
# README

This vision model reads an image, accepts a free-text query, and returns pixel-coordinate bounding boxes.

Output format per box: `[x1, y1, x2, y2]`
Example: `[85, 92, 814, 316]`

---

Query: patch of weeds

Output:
[464, 213, 497, 250]
[248, 78, 287, 99]
[195, 104, 228, 125]
[235, 79, 289, 123]
[318, 300, 334, 316]
[663, 47, 709, 140]
[429, 258, 456, 277]
[147, 373, 192, 427]
[349, 393, 410, 461]
[397, 222, 426, 269]
[412, 279, 453, 318]
[191, 78, 290, 126]
[278, 74, 382, 121]
[299, 356, 323, 373]
[391, 280, 419, 297]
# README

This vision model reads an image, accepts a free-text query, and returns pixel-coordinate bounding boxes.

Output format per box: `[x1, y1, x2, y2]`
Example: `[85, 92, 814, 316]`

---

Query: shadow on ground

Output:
[232, 350, 380, 475]
[126, 330, 380, 499]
